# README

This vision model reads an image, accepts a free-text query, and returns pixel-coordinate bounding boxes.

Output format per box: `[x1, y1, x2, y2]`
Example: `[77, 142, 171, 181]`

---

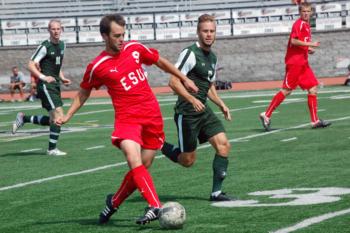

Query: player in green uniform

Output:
[12, 19, 71, 156]
[161, 14, 235, 201]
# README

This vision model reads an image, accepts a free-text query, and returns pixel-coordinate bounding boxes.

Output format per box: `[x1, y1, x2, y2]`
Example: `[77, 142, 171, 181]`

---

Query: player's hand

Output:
[190, 97, 205, 112]
[61, 78, 72, 86]
[45, 76, 56, 83]
[221, 105, 231, 121]
[183, 79, 199, 93]
[310, 41, 320, 48]
[308, 48, 315, 54]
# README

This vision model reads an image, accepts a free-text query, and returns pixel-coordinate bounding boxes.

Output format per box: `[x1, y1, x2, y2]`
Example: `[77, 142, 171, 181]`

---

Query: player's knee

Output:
[217, 141, 231, 156]
[179, 152, 196, 167]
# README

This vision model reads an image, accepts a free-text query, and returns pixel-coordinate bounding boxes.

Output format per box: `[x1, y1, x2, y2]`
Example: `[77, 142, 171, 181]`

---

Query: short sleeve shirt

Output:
[285, 18, 311, 65]
[80, 41, 161, 123]
[10, 72, 24, 83]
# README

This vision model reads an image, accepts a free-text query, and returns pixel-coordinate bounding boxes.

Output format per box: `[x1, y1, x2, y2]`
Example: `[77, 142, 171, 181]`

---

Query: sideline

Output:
[1, 115, 349, 192]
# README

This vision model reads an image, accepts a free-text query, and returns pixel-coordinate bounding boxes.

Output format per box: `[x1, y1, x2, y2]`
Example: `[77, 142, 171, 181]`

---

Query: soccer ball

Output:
[159, 202, 186, 229]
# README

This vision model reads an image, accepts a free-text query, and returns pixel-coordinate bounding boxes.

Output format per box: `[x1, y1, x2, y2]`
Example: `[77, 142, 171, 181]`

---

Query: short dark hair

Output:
[197, 14, 216, 32]
[100, 14, 126, 35]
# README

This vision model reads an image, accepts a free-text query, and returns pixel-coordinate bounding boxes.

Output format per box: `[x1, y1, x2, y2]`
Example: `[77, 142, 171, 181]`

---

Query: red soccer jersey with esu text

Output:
[285, 18, 311, 65]
[80, 41, 163, 123]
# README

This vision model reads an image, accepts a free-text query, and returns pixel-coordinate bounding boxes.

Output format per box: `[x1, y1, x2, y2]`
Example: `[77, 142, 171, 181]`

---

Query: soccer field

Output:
[0, 86, 350, 233]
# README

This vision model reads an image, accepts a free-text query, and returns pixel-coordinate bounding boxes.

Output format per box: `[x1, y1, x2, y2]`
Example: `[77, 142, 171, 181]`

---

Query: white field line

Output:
[281, 137, 297, 142]
[21, 148, 42, 153]
[1, 115, 349, 192]
[271, 208, 350, 233]
[85, 145, 105, 150]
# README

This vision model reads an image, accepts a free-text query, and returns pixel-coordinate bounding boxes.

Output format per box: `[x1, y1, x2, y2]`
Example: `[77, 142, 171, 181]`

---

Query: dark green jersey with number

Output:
[31, 39, 65, 87]
[175, 42, 217, 115]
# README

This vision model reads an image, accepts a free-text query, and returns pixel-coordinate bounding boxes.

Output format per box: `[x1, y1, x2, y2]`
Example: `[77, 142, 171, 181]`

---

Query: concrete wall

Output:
[0, 29, 349, 90]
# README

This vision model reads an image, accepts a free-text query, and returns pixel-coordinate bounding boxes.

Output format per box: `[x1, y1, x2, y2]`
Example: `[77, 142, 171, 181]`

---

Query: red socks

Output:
[112, 165, 161, 209]
[265, 91, 286, 118]
[112, 169, 136, 208]
[308, 94, 319, 123]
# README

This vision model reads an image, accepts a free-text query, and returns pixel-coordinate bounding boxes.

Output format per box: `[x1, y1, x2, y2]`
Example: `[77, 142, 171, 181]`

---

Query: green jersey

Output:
[31, 39, 65, 88]
[175, 42, 217, 115]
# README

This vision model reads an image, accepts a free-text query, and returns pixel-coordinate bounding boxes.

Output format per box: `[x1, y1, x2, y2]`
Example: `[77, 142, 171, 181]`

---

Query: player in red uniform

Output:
[55, 14, 198, 225]
[259, 2, 331, 131]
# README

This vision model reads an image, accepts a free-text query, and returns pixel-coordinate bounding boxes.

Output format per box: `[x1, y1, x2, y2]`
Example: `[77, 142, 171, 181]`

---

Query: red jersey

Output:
[285, 18, 311, 65]
[80, 41, 162, 123]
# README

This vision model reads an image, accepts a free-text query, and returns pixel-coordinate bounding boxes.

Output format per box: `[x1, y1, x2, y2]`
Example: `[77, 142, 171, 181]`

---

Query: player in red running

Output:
[259, 2, 331, 131]
[55, 14, 198, 225]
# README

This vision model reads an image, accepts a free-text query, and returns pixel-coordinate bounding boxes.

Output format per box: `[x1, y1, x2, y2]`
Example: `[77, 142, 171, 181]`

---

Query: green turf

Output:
[1, 86, 350, 233]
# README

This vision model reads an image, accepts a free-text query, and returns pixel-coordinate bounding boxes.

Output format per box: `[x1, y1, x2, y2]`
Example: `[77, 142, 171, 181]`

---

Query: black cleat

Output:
[259, 112, 271, 131]
[312, 119, 331, 129]
[98, 194, 117, 225]
[210, 192, 236, 202]
[136, 207, 160, 225]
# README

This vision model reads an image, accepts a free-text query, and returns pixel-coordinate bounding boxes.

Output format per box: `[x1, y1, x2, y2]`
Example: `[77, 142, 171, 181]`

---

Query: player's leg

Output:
[120, 140, 161, 224]
[301, 65, 331, 128]
[9, 83, 15, 102]
[208, 132, 235, 201]
[260, 65, 298, 130]
[47, 107, 66, 155]
[161, 113, 199, 166]
[18, 83, 24, 101]
[200, 108, 235, 201]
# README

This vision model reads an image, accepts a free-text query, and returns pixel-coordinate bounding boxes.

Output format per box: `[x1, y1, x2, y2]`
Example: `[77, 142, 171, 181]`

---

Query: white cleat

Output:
[47, 148, 67, 156]
[12, 112, 25, 134]
[259, 112, 271, 131]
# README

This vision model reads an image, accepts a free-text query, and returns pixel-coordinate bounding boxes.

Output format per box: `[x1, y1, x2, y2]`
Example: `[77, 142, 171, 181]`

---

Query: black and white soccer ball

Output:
[159, 202, 186, 229]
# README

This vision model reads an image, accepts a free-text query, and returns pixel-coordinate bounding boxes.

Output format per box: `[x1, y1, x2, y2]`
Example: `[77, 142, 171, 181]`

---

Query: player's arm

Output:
[208, 84, 231, 121]
[62, 88, 91, 125]
[169, 76, 205, 112]
[28, 45, 56, 83]
[155, 56, 198, 93]
[291, 38, 320, 48]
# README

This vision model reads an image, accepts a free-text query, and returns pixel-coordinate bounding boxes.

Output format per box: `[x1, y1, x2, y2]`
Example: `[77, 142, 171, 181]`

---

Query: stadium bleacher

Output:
[0, 0, 349, 46]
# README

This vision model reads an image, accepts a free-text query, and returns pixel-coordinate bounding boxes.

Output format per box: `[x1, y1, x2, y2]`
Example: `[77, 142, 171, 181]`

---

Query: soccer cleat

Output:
[47, 148, 67, 156]
[136, 207, 160, 225]
[98, 194, 117, 224]
[12, 112, 25, 134]
[210, 192, 236, 202]
[259, 112, 271, 131]
[312, 119, 331, 129]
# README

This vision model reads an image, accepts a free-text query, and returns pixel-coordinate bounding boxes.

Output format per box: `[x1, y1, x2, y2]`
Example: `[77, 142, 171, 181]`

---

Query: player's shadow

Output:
[0, 152, 45, 157]
[33, 218, 160, 229]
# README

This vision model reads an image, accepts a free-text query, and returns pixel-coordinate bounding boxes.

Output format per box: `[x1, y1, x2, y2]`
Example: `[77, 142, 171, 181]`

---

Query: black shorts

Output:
[174, 107, 225, 153]
[37, 83, 63, 111]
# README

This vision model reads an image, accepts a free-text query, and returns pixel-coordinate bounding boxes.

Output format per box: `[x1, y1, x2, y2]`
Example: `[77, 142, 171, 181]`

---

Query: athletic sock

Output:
[212, 154, 229, 193]
[265, 91, 286, 118]
[161, 141, 180, 163]
[48, 123, 61, 150]
[24, 115, 50, 126]
[111, 170, 136, 208]
[308, 94, 319, 123]
[131, 165, 161, 208]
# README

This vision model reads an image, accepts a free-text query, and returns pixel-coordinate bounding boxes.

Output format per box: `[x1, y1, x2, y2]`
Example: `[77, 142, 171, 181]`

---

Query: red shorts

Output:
[111, 121, 164, 150]
[282, 64, 319, 90]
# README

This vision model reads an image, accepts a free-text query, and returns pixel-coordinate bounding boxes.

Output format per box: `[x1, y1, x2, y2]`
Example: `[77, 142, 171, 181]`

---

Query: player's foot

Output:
[135, 207, 160, 225]
[12, 112, 25, 134]
[312, 119, 331, 129]
[259, 112, 271, 131]
[210, 192, 236, 202]
[98, 194, 118, 224]
[47, 148, 67, 156]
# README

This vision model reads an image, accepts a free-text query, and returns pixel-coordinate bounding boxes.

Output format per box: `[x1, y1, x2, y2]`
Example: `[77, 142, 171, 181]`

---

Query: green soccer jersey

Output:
[31, 39, 65, 87]
[175, 42, 217, 115]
